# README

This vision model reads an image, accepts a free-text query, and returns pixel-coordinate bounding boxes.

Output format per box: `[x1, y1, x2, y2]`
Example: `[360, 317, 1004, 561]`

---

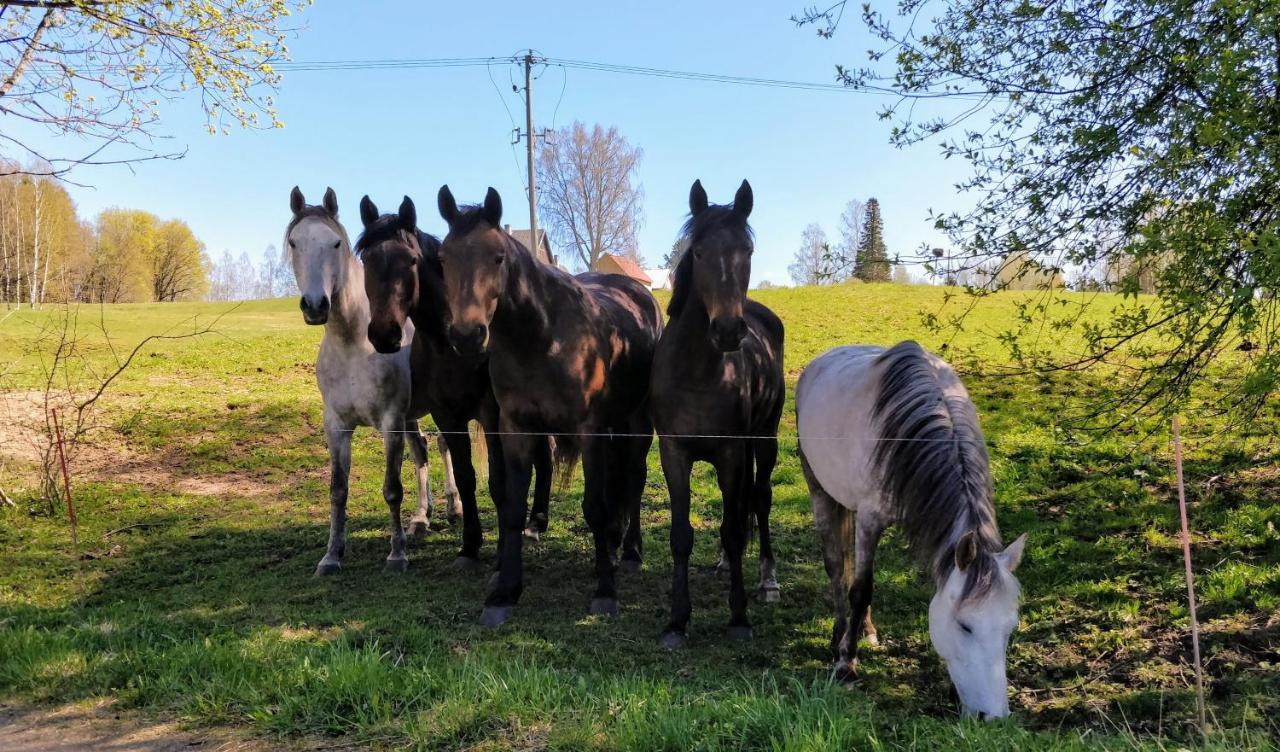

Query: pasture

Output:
[0, 284, 1277, 750]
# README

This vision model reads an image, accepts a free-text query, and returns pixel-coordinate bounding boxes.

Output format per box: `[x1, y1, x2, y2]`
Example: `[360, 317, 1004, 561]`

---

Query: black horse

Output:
[355, 195, 554, 568]
[436, 185, 662, 626]
[650, 179, 785, 648]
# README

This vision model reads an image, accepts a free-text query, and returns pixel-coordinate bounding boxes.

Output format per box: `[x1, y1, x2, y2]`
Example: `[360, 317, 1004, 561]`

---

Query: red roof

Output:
[599, 254, 652, 285]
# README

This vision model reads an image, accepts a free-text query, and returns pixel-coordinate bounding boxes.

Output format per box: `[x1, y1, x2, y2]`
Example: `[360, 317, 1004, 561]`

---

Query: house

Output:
[596, 253, 652, 288]
[643, 267, 674, 290]
[503, 225, 555, 266]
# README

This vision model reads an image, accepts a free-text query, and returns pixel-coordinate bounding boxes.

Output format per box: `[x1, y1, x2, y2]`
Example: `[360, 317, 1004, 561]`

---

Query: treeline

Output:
[1, 167, 210, 305]
[789, 198, 907, 285]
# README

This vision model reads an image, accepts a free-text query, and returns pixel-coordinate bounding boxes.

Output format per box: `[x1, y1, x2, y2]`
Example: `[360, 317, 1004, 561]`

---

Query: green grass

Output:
[1, 285, 1277, 750]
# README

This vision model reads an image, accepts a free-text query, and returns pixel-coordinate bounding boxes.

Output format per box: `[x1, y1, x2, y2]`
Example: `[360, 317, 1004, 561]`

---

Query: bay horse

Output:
[436, 185, 661, 626]
[796, 341, 1027, 719]
[651, 180, 785, 648]
[284, 187, 437, 575]
[355, 194, 554, 568]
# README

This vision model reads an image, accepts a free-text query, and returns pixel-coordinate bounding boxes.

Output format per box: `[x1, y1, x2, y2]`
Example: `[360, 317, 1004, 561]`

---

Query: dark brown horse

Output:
[436, 185, 662, 626]
[354, 194, 554, 569]
[650, 180, 785, 648]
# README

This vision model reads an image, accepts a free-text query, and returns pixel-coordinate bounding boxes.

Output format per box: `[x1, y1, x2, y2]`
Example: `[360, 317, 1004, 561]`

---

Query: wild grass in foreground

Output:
[1, 286, 1277, 750]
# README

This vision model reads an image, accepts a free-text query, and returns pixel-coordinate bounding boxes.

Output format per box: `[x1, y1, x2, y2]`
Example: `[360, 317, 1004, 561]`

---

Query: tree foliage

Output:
[854, 197, 889, 282]
[0, 0, 309, 179]
[800, 0, 1280, 418]
[536, 121, 644, 271]
[789, 223, 832, 286]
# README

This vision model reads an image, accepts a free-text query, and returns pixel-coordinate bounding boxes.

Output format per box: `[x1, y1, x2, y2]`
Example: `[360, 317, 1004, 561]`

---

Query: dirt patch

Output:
[0, 700, 361, 751]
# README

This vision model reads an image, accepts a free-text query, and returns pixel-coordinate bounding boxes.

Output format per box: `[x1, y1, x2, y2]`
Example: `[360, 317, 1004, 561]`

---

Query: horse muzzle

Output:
[709, 316, 748, 353]
[300, 294, 330, 325]
[447, 322, 489, 356]
[367, 323, 402, 355]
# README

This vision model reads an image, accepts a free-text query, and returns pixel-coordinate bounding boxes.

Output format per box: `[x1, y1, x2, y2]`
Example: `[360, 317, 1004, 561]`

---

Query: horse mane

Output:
[668, 205, 752, 317]
[872, 341, 1002, 602]
[353, 214, 434, 259]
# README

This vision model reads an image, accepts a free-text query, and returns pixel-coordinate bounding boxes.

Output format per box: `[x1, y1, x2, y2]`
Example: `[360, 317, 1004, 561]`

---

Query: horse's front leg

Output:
[405, 419, 434, 536]
[716, 442, 752, 640]
[618, 411, 653, 573]
[316, 419, 353, 576]
[437, 433, 463, 523]
[439, 416, 481, 570]
[752, 437, 780, 603]
[524, 435, 553, 542]
[841, 510, 886, 680]
[481, 428, 534, 627]
[382, 421, 409, 572]
[659, 439, 694, 649]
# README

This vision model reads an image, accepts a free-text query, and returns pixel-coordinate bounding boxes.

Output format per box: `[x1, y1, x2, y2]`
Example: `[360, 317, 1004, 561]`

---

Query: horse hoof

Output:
[833, 661, 858, 683]
[659, 630, 688, 650]
[727, 624, 753, 641]
[385, 557, 409, 573]
[756, 586, 781, 604]
[480, 606, 513, 627]
[522, 527, 541, 543]
[407, 519, 430, 537]
[618, 559, 642, 575]
[314, 560, 342, 577]
[452, 556, 483, 573]
[864, 632, 880, 648]
[589, 597, 619, 617]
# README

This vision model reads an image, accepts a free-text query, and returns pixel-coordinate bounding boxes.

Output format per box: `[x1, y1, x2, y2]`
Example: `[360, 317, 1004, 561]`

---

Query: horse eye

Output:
[494, 254, 504, 265]
[332, 240, 340, 249]
[959, 622, 973, 635]
[288, 239, 296, 248]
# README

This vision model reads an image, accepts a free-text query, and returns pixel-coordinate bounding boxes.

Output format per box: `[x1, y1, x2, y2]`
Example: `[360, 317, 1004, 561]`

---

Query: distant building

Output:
[596, 253, 653, 288]
[503, 225, 555, 266]
[643, 267, 673, 290]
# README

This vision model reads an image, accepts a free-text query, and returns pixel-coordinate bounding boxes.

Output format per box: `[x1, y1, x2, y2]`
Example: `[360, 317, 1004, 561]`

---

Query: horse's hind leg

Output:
[316, 419, 353, 576]
[582, 435, 621, 616]
[382, 424, 409, 572]
[803, 444, 857, 679]
[618, 412, 652, 573]
[658, 439, 695, 649]
[524, 436, 553, 542]
[437, 433, 463, 523]
[716, 442, 752, 640]
[752, 436, 780, 603]
[406, 420, 434, 536]
[439, 418, 482, 569]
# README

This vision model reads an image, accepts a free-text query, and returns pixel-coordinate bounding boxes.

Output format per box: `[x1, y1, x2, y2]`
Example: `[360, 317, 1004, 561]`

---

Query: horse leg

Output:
[437, 433, 463, 523]
[316, 420, 352, 576]
[843, 510, 886, 679]
[753, 436, 780, 603]
[439, 417, 481, 569]
[716, 442, 752, 640]
[482, 428, 534, 627]
[405, 419, 434, 536]
[524, 435, 553, 542]
[618, 411, 652, 573]
[381, 423, 409, 572]
[659, 439, 694, 649]
[582, 435, 620, 616]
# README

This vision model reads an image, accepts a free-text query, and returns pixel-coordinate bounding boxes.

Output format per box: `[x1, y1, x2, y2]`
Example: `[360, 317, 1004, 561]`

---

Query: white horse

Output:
[796, 341, 1027, 720]
[285, 186, 457, 575]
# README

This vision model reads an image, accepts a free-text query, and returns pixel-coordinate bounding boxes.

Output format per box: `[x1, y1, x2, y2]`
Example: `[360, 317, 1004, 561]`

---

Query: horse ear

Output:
[438, 185, 459, 225]
[290, 186, 305, 216]
[399, 195, 417, 231]
[733, 180, 753, 218]
[998, 533, 1027, 573]
[323, 187, 339, 217]
[689, 179, 708, 216]
[359, 195, 379, 228]
[482, 187, 503, 226]
[955, 530, 978, 572]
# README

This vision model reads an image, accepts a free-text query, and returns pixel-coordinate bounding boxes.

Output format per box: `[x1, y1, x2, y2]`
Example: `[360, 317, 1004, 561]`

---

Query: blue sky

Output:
[18, 0, 975, 287]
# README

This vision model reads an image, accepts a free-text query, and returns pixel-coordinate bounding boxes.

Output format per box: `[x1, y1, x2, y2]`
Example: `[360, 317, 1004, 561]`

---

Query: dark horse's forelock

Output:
[872, 341, 1003, 603]
[354, 215, 417, 259]
[669, 205, 754, 317]
[447, 204, 502, 238]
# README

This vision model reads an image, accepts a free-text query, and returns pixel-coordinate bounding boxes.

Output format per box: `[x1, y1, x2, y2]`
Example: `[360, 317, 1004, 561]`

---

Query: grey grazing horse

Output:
[285, 186, 443, 575]
[796, 341, 1027, 720]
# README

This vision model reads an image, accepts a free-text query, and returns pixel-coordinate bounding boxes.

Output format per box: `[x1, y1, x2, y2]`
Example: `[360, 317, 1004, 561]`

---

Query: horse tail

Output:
[551, 434, 580, 492]
[470, 421, 488, 465]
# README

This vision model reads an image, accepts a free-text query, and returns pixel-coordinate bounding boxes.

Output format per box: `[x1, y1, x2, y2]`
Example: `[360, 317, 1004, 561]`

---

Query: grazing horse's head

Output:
[670, 180, 755, 352]
[355, 195, 422, 354]
[928, 530, 1027, 720]
[286, 186, 348, 325]
[436, 185, 509, 356]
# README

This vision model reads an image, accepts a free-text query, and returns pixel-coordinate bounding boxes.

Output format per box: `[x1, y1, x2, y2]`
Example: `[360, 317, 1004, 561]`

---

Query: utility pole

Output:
[522, 51, 541, 264]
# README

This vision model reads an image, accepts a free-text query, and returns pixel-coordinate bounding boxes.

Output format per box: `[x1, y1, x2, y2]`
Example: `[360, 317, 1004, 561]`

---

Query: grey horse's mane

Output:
[872, 341, 1002, 602]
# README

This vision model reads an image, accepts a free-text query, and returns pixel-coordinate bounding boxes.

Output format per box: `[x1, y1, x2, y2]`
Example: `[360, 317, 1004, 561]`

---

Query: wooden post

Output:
[523, 51, 540, 265]
[1172, 415, 1206, 731]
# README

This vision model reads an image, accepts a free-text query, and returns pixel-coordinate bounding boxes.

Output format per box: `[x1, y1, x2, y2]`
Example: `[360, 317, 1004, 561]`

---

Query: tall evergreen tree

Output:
[854, 198, 889, 282]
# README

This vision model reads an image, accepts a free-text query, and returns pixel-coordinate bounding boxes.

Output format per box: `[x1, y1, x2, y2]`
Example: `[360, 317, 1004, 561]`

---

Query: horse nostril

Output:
[977, 711, 988, 721]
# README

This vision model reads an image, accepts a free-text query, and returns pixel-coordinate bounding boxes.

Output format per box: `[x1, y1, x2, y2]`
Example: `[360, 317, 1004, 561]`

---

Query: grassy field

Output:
[0, 285, 1277, 750]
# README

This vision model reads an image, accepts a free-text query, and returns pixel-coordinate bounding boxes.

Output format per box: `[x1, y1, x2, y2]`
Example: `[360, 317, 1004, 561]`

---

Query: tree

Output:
[660, 239, 687, 272]
[892, 264, 913, 285]
[258, 244, 296, 298]
[854, 198, 889, 282]
[798, 0, 1280, 417]
[789, 223, 832, 286]
[834, 198, 865, 281]
[537, 122, 644, 271]
[89, 209, 156, 303]
[0, 165, 85, 307]
[150, 220, 208, 301]
[0, 1, 308, 180]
